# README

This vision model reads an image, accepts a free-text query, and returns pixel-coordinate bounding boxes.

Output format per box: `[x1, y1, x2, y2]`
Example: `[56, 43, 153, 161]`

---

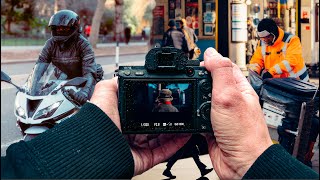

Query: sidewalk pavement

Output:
[1, 42, 149, 64]
[133, 154, 219, 180]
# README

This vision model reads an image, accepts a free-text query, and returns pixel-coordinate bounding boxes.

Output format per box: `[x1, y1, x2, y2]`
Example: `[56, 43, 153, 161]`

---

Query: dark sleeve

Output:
[37, 39, 54, 64]
[162, 31, 168, 47]
[181, 34, 189, 53]
[1, 103, 135, 179]
[79, 36, 97, 76]
[243, 144, 319, 179]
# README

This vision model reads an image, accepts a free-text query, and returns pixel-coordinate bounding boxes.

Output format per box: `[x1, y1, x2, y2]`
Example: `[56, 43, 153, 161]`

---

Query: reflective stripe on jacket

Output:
[249, 27, 309, 82]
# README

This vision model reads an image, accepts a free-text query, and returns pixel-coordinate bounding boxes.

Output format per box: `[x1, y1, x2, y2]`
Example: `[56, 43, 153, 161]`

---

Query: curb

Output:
[1, 52, 147, 65]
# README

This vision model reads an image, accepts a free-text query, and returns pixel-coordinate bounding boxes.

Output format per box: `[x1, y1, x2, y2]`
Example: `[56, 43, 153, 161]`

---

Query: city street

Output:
[1, 47, 318, 179]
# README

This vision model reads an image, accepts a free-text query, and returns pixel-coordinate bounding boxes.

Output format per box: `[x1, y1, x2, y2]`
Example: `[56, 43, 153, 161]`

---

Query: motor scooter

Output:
[248, 69, 319, 165]
[1, 63, 87, 141]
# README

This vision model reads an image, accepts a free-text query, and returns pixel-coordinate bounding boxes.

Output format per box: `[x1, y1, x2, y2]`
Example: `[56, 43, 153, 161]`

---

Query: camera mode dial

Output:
[198, 102, 211, 127]
[199, 79, 212, 93]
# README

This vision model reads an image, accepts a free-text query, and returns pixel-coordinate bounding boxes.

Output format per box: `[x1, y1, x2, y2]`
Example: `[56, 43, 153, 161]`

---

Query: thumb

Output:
[204, 48, 236, 92]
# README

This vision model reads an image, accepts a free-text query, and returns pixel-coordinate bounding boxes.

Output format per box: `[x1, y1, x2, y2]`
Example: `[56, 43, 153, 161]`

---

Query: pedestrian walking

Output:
[246, 17, 257, 64]
[162, 19, 188, 54]
[179, 18, 199, 59]
[163, 134, 213, 178]
[124, 26, 131, 44]
[102, 27, 108, 43]
[141, 26, 146, 41]
[84, 24, 91, 38]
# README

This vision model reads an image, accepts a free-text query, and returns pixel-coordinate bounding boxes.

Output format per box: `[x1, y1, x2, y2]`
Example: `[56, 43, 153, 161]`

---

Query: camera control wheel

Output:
[198, 101, 211, 122]
[199, 79, 212, 93]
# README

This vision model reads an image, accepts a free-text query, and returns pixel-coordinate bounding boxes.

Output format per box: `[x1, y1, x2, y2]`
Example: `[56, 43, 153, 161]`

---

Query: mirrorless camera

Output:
[117, 47, 212, 134]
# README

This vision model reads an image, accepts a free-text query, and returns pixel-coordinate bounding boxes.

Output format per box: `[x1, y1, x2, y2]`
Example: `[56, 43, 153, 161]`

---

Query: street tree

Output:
[89, 0, 107, 48]
[1, 0, 36, 34]
[54, 0, 66, 13]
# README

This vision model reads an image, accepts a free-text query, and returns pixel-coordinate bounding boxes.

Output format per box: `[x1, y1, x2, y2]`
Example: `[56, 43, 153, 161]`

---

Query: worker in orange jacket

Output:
[249, 18, 309, 82]
[250, 18, 318, 168]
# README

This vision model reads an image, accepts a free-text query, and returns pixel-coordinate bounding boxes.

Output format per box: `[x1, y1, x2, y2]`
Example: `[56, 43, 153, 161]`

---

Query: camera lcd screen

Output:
[123, 80, 195, 132]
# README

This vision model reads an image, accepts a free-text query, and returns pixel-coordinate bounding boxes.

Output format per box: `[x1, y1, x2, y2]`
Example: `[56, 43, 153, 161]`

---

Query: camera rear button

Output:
[135, 71, 144, 76]
[198, 71, 205, 76]
[124, 70, 131, 76]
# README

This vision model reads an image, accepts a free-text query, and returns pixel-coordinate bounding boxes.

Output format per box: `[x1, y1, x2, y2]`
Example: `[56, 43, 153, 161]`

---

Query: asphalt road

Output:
[1, 54, 145, 156]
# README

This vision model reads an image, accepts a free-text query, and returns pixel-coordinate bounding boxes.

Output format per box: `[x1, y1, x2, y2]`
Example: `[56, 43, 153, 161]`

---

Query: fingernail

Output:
[205, 47, 217, 57]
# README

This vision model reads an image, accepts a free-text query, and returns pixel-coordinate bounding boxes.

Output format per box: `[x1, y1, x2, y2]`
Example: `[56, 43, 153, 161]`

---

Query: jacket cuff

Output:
[268, 67, 277, 76]
[243, 144, 319, 179]
[27, 103, 134, 179]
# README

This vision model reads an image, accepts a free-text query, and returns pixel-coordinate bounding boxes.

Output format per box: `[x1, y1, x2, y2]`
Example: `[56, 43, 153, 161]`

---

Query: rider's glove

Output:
[262, 71, 273, 80]
[74, 90, 89, 105]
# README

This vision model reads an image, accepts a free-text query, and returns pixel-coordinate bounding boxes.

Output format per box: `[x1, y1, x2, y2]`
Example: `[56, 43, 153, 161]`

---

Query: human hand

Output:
[74, 90, 89, 105]
[262, 71, 273, 79]
[203, 48, 273, 179]
[90, 78, 191, 176]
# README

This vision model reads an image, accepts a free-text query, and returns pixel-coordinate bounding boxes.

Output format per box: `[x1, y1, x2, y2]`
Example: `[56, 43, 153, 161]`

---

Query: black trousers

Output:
[166, 135, 206, 171]
[189, 49, 195, 59]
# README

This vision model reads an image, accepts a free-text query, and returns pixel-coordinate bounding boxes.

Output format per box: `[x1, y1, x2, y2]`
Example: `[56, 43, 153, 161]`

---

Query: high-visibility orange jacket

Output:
[249, 27, 309, 81]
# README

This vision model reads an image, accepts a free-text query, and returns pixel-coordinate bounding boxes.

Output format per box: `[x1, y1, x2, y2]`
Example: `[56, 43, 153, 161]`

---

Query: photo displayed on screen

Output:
[124, 81, 194, 130]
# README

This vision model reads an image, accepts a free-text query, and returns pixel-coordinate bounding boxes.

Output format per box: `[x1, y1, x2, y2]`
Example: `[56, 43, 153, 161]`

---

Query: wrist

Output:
[236, 138, 273, 177]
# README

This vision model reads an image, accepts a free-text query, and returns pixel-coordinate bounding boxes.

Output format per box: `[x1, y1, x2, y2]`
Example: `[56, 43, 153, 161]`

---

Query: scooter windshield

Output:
[25, 63, 68, 96]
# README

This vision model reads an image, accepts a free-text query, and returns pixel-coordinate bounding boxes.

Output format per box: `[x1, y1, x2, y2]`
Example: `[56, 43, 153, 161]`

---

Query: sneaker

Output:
[163, 169, 176, 179]
[201, 168, 213, 176]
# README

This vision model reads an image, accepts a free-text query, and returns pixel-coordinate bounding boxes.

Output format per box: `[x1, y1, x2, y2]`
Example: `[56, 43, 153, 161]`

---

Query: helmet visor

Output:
[51, 26, 73, 36]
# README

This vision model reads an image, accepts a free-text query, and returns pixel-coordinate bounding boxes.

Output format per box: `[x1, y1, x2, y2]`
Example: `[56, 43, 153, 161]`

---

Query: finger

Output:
[232, 63, 256, 95]
[232, 63, 250, 87]
[204, 48, 236, 92]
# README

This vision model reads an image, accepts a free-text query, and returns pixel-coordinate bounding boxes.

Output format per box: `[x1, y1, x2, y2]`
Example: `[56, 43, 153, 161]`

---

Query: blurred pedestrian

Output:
[246, 17, 257, 64]
[85, 24, 91, 38]
[141, 27, 146, 41]
[102, 27, 108, 43]
[179, 18, 199, 59]
[124, 26, 131, 44]
[162, 19, 188, 54]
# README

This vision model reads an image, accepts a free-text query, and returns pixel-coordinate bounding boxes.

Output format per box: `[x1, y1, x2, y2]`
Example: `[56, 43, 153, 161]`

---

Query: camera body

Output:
[117, 47, 212, 134]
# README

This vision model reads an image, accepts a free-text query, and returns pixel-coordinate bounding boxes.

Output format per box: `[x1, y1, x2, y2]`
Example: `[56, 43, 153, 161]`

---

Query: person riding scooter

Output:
[29, 9, 103, 104]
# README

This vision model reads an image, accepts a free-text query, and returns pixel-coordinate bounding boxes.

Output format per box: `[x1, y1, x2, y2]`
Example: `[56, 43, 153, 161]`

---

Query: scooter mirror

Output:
[64, 77, 87, 87]
[1, 71, 12, 83]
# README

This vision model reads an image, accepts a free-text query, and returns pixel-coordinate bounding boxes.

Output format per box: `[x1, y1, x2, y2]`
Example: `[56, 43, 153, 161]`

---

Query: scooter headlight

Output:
[34, 100, 63, 120]
[16, 106, 26, 119]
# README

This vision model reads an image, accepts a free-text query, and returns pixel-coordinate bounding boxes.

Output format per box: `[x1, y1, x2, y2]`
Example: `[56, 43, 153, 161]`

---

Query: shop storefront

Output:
[247, 0, 298, 34]
[151, 0, 218, 60]
[150, 0, 304, 62]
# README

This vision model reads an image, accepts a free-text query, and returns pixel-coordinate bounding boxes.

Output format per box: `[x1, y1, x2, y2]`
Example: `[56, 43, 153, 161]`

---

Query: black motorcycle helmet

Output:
[48, 10, 81, 43]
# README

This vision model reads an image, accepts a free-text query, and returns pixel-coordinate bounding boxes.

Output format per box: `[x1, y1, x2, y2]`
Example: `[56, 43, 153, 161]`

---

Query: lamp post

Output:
[114, 0, 124, 68]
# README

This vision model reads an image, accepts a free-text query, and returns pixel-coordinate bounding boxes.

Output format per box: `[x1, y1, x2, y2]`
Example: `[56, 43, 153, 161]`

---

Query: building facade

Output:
[152, 0, 319, 69]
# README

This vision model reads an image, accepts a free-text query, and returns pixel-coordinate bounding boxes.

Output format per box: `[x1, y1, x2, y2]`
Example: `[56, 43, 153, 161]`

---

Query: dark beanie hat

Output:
[168, 19, 176, 27]
[257, 18, 279, 39]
